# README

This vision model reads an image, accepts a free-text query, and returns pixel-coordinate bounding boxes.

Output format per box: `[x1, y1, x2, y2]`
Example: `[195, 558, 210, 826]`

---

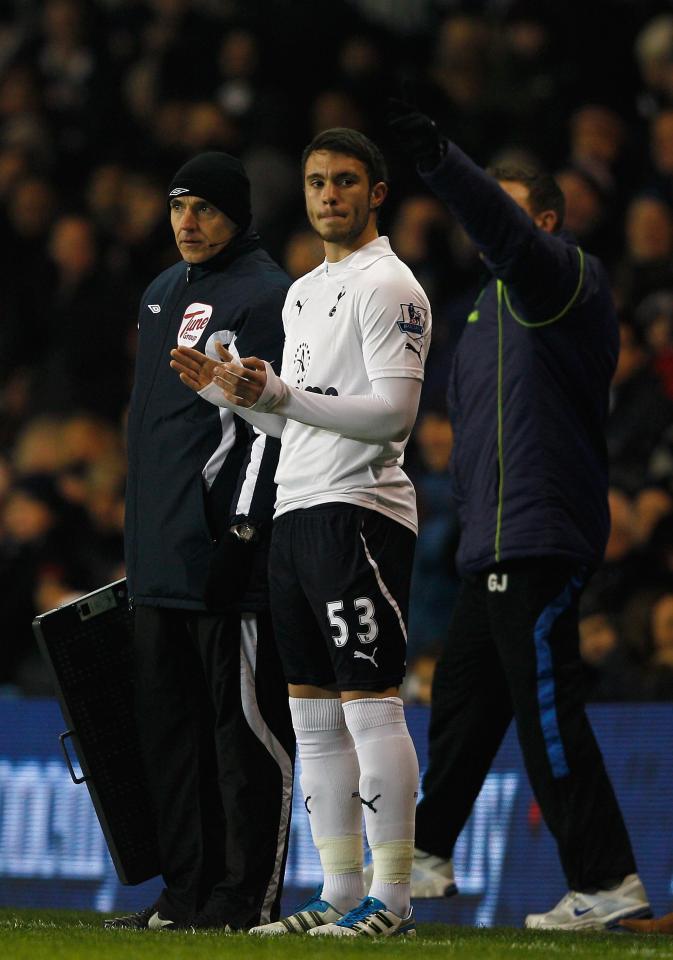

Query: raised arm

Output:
[388, 101, 587, 320]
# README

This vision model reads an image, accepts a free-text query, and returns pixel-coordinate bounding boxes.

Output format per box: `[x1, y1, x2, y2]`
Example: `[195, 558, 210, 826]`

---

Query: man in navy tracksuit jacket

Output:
[110, 153, 294, 932]
[388, 105, 651, 929]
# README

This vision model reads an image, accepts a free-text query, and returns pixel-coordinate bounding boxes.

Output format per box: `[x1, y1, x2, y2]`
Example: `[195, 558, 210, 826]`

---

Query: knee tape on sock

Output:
[314, 835, 363, 875]
[369, 839, 415, 884]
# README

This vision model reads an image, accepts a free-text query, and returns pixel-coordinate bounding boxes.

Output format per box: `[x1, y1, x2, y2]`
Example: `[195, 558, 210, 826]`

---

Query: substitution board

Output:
[33, 580, 159, 884]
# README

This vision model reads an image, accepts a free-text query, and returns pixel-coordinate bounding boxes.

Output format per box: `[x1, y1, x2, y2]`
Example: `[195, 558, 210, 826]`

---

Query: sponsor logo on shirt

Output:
[148, 304, 161, 313]
[306, 385, 338, 395]
[177, 302, 213, 347]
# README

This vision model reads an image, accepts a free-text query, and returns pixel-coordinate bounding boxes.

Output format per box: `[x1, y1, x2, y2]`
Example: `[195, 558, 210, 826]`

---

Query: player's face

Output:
[303, 150, 386, 256]
[170, 194, 238, 263]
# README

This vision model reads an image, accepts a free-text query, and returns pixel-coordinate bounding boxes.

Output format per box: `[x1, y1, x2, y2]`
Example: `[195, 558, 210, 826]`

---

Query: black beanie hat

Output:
[167, 152, 252, 230]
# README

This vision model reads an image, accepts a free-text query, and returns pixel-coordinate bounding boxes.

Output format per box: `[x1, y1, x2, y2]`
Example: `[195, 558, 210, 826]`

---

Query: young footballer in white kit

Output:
[170, 128, 431, 938]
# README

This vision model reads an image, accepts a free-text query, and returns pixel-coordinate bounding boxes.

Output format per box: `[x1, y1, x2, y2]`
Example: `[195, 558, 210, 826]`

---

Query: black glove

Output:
[387, 98, 442, 172]
[203, 531, 255, 611]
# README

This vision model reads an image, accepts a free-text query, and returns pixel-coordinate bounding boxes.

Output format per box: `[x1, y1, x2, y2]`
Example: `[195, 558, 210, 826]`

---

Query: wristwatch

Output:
[229, 521, 260, 544]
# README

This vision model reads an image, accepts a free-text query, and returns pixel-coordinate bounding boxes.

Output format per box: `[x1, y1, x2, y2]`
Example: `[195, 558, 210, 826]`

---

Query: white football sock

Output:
[342, 696, 419, 917]
[289, 697, 364, 914]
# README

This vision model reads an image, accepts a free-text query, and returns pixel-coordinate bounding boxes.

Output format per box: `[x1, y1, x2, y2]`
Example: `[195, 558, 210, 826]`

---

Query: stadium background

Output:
[2, 699, 672, 926]
[1, 0, 673, 925]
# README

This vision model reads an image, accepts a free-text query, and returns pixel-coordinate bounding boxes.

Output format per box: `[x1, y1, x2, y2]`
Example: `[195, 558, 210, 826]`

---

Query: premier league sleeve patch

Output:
[397, 302, 428, 361]
[397, 302, 427, 336]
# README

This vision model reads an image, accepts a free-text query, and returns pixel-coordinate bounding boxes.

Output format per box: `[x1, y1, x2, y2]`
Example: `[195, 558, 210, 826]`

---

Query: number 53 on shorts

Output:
[326, 598, 378, 647]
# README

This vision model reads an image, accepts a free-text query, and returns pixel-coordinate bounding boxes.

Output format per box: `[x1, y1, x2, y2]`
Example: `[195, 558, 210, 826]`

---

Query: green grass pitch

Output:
[1, 910, 673, 960]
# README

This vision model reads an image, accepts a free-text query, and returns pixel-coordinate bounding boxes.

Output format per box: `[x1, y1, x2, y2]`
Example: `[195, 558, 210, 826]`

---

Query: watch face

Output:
[232, 522, 256, 543]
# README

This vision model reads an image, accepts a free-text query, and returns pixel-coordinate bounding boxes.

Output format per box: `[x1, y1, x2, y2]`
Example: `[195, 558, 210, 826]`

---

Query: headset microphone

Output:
[207, 238, 230, 248]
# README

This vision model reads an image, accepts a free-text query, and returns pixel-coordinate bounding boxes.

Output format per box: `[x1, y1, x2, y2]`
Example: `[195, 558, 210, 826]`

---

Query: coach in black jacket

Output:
[388, 105, 650, 930]
[109, 153, 294, 932]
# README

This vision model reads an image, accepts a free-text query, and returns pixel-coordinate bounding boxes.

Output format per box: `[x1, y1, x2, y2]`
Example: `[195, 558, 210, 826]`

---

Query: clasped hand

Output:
[169, 341, 267, 407]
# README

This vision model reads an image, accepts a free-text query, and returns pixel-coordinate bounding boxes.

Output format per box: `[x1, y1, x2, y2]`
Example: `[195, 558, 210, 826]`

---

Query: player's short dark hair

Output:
[487, 165, 565, 231]
[301, 128, 388, 189]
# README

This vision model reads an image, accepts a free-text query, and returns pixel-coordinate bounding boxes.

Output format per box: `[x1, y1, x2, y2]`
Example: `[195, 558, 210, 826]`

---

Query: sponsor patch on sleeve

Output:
[397, 302, 427, 336]
[397, 302, 428, 362]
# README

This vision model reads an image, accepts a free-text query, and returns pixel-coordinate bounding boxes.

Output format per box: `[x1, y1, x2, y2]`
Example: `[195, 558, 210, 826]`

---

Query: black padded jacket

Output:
[125, 231, 289, 610]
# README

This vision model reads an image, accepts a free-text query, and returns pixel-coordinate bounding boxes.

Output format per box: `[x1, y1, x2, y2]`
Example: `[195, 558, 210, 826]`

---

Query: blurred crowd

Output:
[1, 0, 673, 700]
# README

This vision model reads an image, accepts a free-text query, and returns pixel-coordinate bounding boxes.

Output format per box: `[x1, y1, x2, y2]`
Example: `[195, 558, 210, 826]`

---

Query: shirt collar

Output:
[323, 236, 393, 276]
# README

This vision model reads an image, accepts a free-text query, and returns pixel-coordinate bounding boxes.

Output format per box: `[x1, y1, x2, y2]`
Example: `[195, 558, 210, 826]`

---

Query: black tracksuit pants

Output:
[133, 605, 295, 928]
[415, 558, 637, 892]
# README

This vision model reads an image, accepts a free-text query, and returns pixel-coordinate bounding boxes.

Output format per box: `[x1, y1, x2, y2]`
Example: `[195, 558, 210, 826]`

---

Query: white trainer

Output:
[248, 891, 342, 935]
[411, 848, 458, 898]
[525, 874, 652, 931]
[363, 847, 457, 899]
[309, 896, 416, 938]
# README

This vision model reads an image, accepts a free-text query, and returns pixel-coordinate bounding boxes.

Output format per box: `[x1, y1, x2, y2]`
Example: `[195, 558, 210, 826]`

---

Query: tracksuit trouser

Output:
[133, 605, 295, 928]
[415, 557, 637, 892]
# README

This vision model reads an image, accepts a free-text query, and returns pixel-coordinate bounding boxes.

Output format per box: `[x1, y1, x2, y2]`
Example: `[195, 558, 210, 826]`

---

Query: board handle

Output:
[59, 730, 89, 784]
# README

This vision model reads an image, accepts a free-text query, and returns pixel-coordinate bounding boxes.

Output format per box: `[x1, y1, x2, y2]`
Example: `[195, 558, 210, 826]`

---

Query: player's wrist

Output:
[254, 360, 287, 412]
